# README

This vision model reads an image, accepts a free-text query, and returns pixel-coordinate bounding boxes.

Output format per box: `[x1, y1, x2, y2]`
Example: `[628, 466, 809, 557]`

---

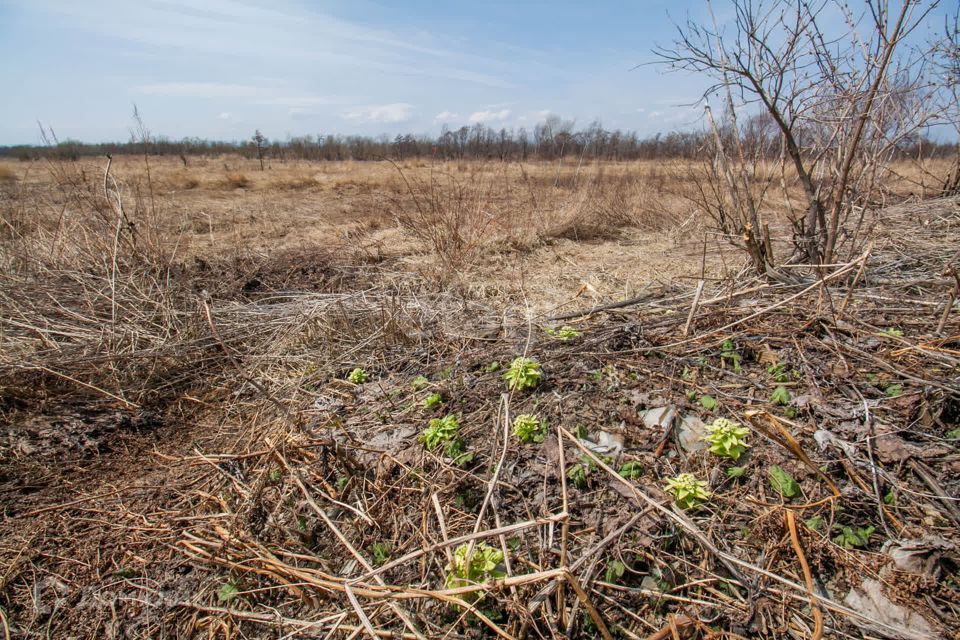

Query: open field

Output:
[0, 155, 958, 639]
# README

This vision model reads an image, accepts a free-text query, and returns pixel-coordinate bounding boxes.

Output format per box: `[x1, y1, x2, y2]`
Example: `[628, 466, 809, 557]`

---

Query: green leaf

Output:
[422, 393, 443, 409]
[768, 465, 800, 499]
[885, 384, 903, 398]
[726, 466, 747, 478]
[946, 428, 960, 441]
[605, 560, 626, 583]
[412, 375, 429, 391]
[218, 581, 240, 603]
[804, 516, 823, 532]
[770, 386, 791, 406]
[699, 395, 717, 411]
[618, 460, 644, 479]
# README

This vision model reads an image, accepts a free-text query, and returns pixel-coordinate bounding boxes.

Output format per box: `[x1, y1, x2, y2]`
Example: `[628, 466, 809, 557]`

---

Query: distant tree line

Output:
[2, 114, 955, 163]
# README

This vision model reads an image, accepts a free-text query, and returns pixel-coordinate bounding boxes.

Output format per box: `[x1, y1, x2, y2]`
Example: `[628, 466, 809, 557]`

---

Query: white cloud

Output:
[216, 111, 232, 120]
[647, 110, 662, 119]
[468, 108, 511, 124]
[344, 103, 414, 123]
[434, 111, 461, 123]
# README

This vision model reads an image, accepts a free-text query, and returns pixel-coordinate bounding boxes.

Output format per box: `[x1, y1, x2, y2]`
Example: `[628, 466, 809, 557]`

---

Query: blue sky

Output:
[0, 0, 721, 143]
[0, 1, 950, 144]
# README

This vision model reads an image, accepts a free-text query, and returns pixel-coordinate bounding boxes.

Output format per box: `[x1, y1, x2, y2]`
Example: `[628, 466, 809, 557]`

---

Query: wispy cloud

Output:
[434, 111, 461, 123]
[468, 109, 511, 124]
[344, 103, 414, 124]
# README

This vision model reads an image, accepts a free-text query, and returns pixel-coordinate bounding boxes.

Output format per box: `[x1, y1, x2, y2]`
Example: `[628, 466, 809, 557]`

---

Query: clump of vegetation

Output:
[665, 473, 711, 510]
[768, 466, 800, 499]
[512, 414, 546, 443]
[833, 525, 875, 549]
[699, 394, 718, 411]
[567, 454, 612, 489]
[420, 415, 460, 450]
[443, 438, 474, 467]
[771, 386, 791, 406]
[618, 460, 644, 479]
[720, 339, 742, 373]
[503, 356, 543, 391]
[422, 393, 443, 409]
[412, 375, 429, 391]
[444, 543, 506, 596]
[703, 418, 750, 460]
[546, 325, 582, 341]
[347, 367, 368, 384]
[370, 542, 391, 566]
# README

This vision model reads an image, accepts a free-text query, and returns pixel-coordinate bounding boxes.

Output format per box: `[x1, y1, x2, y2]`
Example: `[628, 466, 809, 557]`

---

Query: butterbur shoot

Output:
[703, 418, 750, 460]
[512, 414, 546, 443]
[503, 357, 543, 391]
[665, 473, 711, 510]
[347, 367, 368, 384]
[412, 375, 429, 391]
[444, 543, 506, 597]
[618, 460, 644, 479]
[546, 325, 582, 341]
[422, 393, 443, 409]
[771, 386, 791, 406]
[420, 415, 460, 450]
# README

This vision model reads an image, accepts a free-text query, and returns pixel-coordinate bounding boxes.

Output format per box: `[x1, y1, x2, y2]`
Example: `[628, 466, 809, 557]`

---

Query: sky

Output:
[0, 0, 952, 144]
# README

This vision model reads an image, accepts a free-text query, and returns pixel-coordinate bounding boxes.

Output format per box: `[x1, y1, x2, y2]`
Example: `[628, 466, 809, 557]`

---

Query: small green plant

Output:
[804, 516, 823, 532]
[503, 357, 543, 391]
[443, 438, 474, 466]
[573, 424, 589, 439]
[546, 325, 582, 341]
[218, 581, 240, 603]
[771, 386, 791, 406]
[484, 361, 501, 373]
[879, 327, 904, 338]
[720, 339, 742, 373]
[768, 466, 800, 499]
[567, 463, 589, 489]
[664, 473, 711, 510]
[605, 559, 627, 583]
[444, 543, 506, 595]
[347, 367, 368, 384]
[885, 383, 903, 398]
[726, 466, 747, 478]
[767, 362, 790, 382]
[412, 375, 429, 391]
[512, 414, 547, 443]
[832, 525, 875, 549]
[420, 415, 460, 450]
[370, 542, 391, 566]
[946, 428, 960, 441]
[618, 460, 644, 479]
[699, 395, 718, 411]
[703, 418, 750, 460]
[423, 393, 443, 409]
[268, 468, 283, 483]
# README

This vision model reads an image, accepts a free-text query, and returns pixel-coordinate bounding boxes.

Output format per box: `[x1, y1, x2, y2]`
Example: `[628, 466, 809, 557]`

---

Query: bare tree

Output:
[656, 0, 947, 272]
[252, 130, 268, 171]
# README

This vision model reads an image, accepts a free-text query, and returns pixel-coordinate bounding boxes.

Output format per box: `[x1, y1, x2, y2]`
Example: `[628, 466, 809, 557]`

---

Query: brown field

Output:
[1, 155, 958, 639]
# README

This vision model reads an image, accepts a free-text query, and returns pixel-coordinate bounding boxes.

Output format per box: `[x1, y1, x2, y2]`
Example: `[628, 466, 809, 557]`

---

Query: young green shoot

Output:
[512, 414, 546, 443]
[444, 543, 506, 598]
[422, 392, 443, 409]
[503, 356, 543, 391]
[420, 415, 460, 450]
[546, 325, 582, 341]
[347, 367, 368, 384]
[665, 473, 711, 510]
[703, 418, 750, 461]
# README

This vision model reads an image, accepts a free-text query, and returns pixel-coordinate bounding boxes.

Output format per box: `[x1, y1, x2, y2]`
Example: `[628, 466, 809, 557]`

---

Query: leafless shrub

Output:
[656, 0, 952, 273]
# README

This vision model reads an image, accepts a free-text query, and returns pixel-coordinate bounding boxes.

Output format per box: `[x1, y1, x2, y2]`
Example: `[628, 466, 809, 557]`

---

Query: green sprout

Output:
[347, 367, 368, 384]
[444, 543, 506, 598]
[503, 357, 543, 391]
[699, 395, 718, 411]
[412, 375, 429, 391]
[885, 384, 903, 398]
[879, 327, 904, 338]
[218, 581, 240, 603]
[420, 415, 460, 450]
[370, 542, 391, 566]
[703, 418, 750, 460]
[771, 386, 791, 406]
[833, 525, 875, 549]
[567, 463, 589, 489]
[768, 465, 800, 499]
[423, 393, 443, 409]
[546, 326, 582, 341]
[665, 473, 711, 510]
[512, 414, 547, 443]
[618, 460, 644, 479]
[720, 339, 742, 373]
[443, 438, 474, 466]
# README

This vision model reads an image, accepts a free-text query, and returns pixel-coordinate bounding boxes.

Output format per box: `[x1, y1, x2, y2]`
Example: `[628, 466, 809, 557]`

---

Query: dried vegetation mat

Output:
[1, 198, 959, 639]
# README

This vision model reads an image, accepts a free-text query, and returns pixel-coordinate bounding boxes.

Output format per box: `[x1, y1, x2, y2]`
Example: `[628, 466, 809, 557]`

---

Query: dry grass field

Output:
[0, 154, 958, 639]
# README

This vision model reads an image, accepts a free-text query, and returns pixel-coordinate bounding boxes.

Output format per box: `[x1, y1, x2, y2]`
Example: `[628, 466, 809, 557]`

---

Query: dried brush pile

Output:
[1, 164, 958, 640]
